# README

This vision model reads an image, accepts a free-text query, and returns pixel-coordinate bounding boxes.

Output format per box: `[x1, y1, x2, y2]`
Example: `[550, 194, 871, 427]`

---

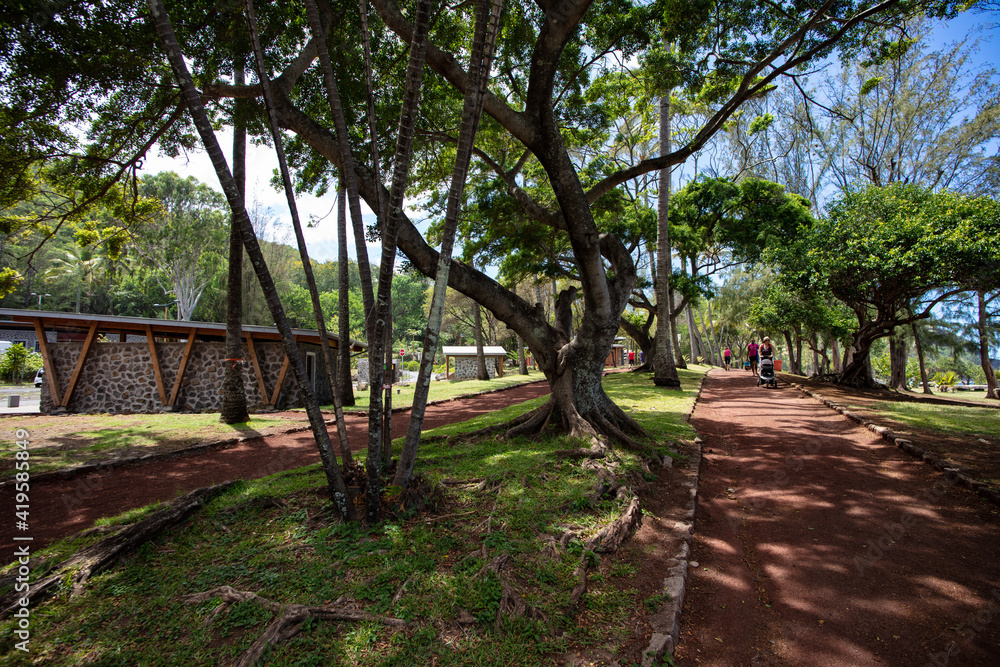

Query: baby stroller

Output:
[757, 356, 778, 388]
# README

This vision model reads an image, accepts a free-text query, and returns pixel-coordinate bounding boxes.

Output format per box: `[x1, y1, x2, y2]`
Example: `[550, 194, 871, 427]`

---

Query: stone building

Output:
[442, 346, 507, 380]
[0, 308, 364, 414]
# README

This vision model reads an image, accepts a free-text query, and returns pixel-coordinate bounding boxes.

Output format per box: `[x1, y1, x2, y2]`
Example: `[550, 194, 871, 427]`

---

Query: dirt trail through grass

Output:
[1, 381, 551, 562]
[675, 369, 1000, 666]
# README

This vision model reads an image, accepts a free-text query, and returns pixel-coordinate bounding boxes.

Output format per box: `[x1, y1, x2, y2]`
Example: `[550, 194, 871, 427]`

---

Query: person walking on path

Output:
[747, 339, 759, 375]
[759, 336, 775, 361]
[675, 368, 1000, 666]
[723, 346, 732, 370]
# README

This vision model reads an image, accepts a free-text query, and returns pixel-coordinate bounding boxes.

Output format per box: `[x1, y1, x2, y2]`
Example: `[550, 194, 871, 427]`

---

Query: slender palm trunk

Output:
[393, 0, 502, 489]
[221, 61, 250, 425]
[248, 0, 352, 464]
[363, 0, 433, 520]
[303, 0, 375, 342]
[653, 82, 680, 387]
[147, 0, 352, 519]
[336, 187, 355, 406]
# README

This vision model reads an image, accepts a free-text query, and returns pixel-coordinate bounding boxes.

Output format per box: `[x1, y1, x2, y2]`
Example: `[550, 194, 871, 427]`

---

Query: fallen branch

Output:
[186, 586, 408, 667]
[1, 482, 235, 618]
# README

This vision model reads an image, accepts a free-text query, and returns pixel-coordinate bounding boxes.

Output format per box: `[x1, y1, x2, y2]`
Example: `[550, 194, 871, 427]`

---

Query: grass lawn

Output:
[868, 400, 1000, 442]
[0, 413, 296, 480]
[0, 367, 707, 666]
[339, 368, 547, 411]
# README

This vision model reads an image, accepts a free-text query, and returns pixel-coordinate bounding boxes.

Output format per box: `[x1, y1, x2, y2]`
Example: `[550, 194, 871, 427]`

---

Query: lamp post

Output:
[30, 292, 51, 309]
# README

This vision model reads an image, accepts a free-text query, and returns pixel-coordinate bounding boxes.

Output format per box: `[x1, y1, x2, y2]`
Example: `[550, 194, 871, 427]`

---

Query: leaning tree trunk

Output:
[977, 290, 1000, 400]
[305, 0, 375, 344]
[393, 0, 502, 489]
[147, 0, 352, 519]
[252, 0, 352, 464]
[652, 80, 680, 387]
[220, 60, 250, 425]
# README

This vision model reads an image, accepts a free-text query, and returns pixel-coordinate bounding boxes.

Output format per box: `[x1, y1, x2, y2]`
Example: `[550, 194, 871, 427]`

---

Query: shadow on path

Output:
[675, 369, 1000, 666]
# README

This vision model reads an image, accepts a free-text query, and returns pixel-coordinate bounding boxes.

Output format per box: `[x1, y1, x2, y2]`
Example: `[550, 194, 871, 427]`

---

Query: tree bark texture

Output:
[653, 88, 680, 387]
[336, 187, 355, 406]
[221, 61, 250, 425]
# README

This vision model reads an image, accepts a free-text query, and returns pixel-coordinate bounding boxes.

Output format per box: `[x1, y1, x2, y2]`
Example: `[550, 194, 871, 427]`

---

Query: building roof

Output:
[0, 308, 366, 351]
[442, 345, 507, 356]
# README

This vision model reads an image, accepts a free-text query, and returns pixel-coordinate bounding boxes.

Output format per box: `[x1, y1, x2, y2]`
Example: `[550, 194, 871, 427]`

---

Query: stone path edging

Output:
[790, 381, 1000, 508]
[643, 375, 706, 665]
[0, 380, 549, 492]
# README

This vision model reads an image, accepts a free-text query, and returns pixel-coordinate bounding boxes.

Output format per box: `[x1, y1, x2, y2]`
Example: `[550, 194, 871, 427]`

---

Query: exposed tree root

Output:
[569, 554, 589, 605]
[584, 496, 642, 553]
[186, 586, 408, 667]
[476, 553, 547, 627]
[1, 482, 235, 618]
[505, 401, 555, 438]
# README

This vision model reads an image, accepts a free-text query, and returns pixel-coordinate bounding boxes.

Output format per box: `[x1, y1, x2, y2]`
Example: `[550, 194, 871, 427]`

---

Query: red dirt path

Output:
[675, 369, 1000, 666]
[1, 382, 550, 562]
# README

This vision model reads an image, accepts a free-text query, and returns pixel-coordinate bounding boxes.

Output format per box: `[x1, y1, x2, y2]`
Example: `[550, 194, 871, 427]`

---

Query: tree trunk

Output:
[653, 82, 680, 387]
[518, 334, 528, 374]
[669, 281, 686, 369]
[256, 0, 352, 464]
[686, 304, 700, 363]
[911, 320, 931, 394]
[148, 0, 352, 519]
[393, 0, 502, 489]
[694, 306, 717, 366]
[336, 187, 355, 406]
[382, 297, 393, 470]
[811, 332, 821, 376]
[783, 331, 796, 374]
[889, 331, 909, 391]
[977, 290, 999, 400]
[220, 60, 250, 425]
[474, 301, 489, 380]
[831, 333, 842, 373]
[364, 0, 433, 521]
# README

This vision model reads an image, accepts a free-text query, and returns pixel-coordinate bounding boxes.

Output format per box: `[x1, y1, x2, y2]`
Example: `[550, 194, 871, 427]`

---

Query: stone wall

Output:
[451, 356, 497, 381]
[39, 340, 333, 414]
[356, 358, 401, 386]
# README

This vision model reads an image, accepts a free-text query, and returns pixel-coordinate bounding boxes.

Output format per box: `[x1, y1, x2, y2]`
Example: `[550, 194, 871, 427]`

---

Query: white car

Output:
[34, 368, 44, 388]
